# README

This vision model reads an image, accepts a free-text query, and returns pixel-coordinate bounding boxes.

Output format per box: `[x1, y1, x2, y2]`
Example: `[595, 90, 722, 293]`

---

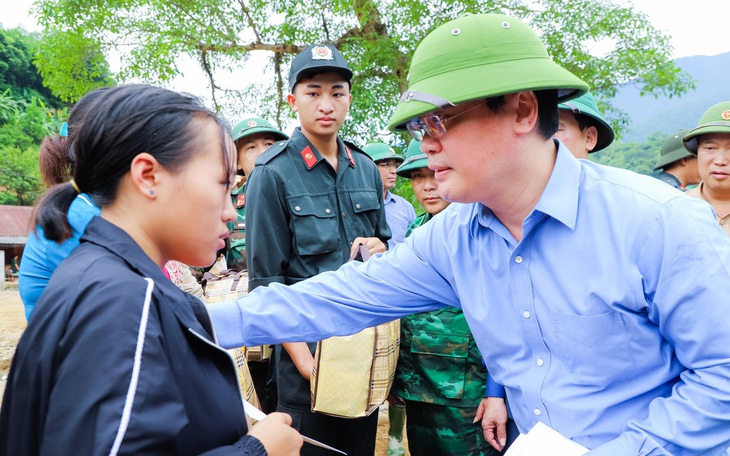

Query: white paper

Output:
[504, 422, 589, 456]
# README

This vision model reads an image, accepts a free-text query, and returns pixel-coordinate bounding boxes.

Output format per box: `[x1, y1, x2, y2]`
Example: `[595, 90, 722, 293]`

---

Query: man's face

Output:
[287, 72, 352, 140]
[697, 133, 730, 195]
[236, 132, 277, 176]
[419, 98, 514, 205]
[410, 166, 450, 215]
[553, 111, 597, 159]
[376, 159, 399, 192]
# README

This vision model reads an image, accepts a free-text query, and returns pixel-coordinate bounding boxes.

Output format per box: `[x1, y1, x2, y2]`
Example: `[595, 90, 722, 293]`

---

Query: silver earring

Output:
[149, 190, 155, 196]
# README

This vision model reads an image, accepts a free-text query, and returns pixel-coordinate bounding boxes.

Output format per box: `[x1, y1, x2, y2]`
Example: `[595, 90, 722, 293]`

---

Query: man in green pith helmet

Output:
[243, 43, 390, 456]
[652, 129, 700, 191]
[388, 139, 498, 456]
[553, 91, 614, 159]
[684, 101, 730, 236]
[209, 14, 730, 455]
[363, 142, 416, 249]
[226, 117, 288, 272]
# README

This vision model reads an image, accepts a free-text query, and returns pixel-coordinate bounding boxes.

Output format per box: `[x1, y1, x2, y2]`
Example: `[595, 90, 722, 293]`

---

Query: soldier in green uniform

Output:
[389, 140, 498, 456]
[244, 43, 391, 455]
[226, 117, 288, 272]
[553, 91, 614, 159]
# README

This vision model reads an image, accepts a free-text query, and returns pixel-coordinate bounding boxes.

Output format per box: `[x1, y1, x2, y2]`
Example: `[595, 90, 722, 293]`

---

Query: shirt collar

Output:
[290, 127, 355, 170]
[384, 190, 395, 203]
[472, 140, 580, 236]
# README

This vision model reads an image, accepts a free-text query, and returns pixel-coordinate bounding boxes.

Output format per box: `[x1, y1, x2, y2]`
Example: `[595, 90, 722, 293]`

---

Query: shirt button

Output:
[721, 219, 726, 225]
[515, 256, 523, 264]
[536, 358, 544, 367]
[294, 206, 301, 211]
[325, 208, 331, 214]
[356, 203, 362, 209]
[522, 311, 530, 319]
[534, 408, 541, 416]
[342, 212, 347, 218]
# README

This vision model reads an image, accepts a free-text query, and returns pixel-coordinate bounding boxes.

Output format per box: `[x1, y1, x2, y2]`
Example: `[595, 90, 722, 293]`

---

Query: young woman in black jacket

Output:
[0, 84, 302, 456]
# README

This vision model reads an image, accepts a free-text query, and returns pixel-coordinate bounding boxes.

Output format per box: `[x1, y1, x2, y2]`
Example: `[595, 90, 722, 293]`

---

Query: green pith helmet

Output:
[396, 140, 427, 178]
[558, 92, 615, 152]
[654, 129, 693, 170]
[363, 142, 405, 163]
[388, 13, 589, 131]
[683, 101, 730, 154]
[232, 118, 288, 143]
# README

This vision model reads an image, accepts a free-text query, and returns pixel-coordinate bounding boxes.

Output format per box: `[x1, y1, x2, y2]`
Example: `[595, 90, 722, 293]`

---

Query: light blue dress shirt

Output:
[383, 190, 416, 249]
[210, 144, 730, 455]
[18, 194, 99, 320]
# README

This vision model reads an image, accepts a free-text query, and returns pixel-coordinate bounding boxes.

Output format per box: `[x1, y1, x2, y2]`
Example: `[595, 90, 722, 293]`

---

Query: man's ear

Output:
[129, 152, 162, 199]
[287, 93, 298, 112]
[512, 91, 539, 134]
[585, 126, 598, 152]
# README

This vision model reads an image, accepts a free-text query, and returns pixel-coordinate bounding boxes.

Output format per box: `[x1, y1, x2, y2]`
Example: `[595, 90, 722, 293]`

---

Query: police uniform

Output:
[245, 126, 391, 455]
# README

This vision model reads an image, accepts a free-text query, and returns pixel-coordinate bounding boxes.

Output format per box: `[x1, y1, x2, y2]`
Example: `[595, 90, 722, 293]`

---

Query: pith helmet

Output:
[232, 118, 288, 143]
[396, 140, 427, 178]
[363, 143, 405, 163]
[388, 13, 589, 130]
[654, 129, 692, 170]
[288, 44, 353, 93]
[683, 101, 730, 154]
[558, 92, 615, 152]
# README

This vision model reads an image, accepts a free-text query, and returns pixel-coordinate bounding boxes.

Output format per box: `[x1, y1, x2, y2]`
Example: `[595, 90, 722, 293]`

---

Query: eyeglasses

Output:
[405, 99, 490, 141]
[377, 161, 399, 169]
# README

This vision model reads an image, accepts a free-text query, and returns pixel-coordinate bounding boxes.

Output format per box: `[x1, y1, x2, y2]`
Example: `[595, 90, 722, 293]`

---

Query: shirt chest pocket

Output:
[346, 190, 381, 237]
[410, 333, 470, 400]
[288, 195, 340, 256]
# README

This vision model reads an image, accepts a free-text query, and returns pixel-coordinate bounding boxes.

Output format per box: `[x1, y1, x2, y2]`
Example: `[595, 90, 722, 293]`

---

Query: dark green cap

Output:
[558, 92, 615, 152]
[288, 44, 352, 93]
[683, 101, 730, 154]
[654, 129, 692, 170]
[232, 118, 288, 143]
[396, 140, 427, 178]
[363, 142, 404, 163]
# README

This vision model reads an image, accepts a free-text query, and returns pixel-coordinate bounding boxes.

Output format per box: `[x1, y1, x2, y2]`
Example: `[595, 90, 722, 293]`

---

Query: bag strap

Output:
[348, 243, 371, 263]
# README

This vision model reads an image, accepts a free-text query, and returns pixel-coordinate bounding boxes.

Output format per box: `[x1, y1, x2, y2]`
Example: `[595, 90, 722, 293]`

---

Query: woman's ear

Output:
[129, 152, 162, 199]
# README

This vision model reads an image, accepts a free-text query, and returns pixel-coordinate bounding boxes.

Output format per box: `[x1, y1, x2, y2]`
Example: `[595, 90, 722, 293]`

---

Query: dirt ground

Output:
[0, 285, 405, 454]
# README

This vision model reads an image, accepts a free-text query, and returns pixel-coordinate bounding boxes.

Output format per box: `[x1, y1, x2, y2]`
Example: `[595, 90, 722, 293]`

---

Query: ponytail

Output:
[33, 182, 79, 242]
[39, 135, 72, 188]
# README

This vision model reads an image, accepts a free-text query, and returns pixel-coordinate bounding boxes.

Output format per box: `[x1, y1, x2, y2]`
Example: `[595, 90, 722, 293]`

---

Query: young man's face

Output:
[553, 111, 597, 159]
[376, 159, 399, 193]
[410, 166, 450, 216]
[236, 132, 277, 176]
[697, 133, 730, 195]
[287, 72, 351, 140]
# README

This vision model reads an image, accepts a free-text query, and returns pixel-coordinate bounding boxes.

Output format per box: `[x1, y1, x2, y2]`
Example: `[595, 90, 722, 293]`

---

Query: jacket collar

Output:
[290, 127, 356, 170]
[81, 217, 214, 340]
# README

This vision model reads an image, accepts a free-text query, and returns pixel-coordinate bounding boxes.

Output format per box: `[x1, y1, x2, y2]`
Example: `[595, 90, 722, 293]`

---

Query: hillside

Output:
[612, 52, 730, 143]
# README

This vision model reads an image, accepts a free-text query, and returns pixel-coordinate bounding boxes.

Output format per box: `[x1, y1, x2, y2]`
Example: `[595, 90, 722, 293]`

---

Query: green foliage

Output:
[590, 133, 664, 176]
[0, 144, 44, 205]
[33, 0, 693, 146]
[0, 27, 62, 106]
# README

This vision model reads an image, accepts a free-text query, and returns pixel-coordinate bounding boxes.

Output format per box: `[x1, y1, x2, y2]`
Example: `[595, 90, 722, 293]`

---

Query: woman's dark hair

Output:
[36, 84, 234, 242]
[37, 87, 111, 188]
[486, 89, 559, 140]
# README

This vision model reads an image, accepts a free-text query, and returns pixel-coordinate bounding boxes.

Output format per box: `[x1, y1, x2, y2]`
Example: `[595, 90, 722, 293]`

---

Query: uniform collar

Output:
[290, 127, 356, 170]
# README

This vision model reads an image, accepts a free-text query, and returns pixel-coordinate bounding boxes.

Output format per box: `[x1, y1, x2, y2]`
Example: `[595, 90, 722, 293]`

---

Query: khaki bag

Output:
[201, 269, 261, 420]
[202, 269, 272, 362]
[310, 244, 401, 418]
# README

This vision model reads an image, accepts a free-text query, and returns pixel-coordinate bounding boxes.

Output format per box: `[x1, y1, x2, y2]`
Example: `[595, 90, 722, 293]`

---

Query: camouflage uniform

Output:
[225, 178, 247, 271]
[391, 212, 497, 456]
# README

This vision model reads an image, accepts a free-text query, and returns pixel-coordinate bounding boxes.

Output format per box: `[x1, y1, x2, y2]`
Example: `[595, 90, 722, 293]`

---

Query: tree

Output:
[34, 0, 693, 145]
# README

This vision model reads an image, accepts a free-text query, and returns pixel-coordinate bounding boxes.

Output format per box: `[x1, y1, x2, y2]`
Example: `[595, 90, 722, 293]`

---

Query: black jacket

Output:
[0, 217, 265, 455]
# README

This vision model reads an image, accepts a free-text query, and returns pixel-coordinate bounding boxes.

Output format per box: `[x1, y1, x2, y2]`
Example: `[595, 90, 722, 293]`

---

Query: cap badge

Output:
[722, 110, 730, 121]
[311, 45, 334, 61]
[247, 120, 257, 127]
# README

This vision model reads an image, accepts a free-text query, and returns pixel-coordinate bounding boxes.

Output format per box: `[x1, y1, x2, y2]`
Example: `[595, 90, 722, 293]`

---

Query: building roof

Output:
[0, 205, 34, 245]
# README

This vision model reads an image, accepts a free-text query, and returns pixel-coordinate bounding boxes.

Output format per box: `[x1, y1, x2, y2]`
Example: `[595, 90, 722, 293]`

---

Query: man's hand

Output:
[248, 412, 303, 455]
[351, 237, 387, 258]
[474, 397, 508, 452]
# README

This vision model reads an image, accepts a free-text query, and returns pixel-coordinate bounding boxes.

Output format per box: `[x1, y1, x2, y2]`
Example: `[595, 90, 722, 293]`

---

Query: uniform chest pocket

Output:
[410, 333, 469, 399]
[346, 190, 381, 237]
[288, 195, 340, 256]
